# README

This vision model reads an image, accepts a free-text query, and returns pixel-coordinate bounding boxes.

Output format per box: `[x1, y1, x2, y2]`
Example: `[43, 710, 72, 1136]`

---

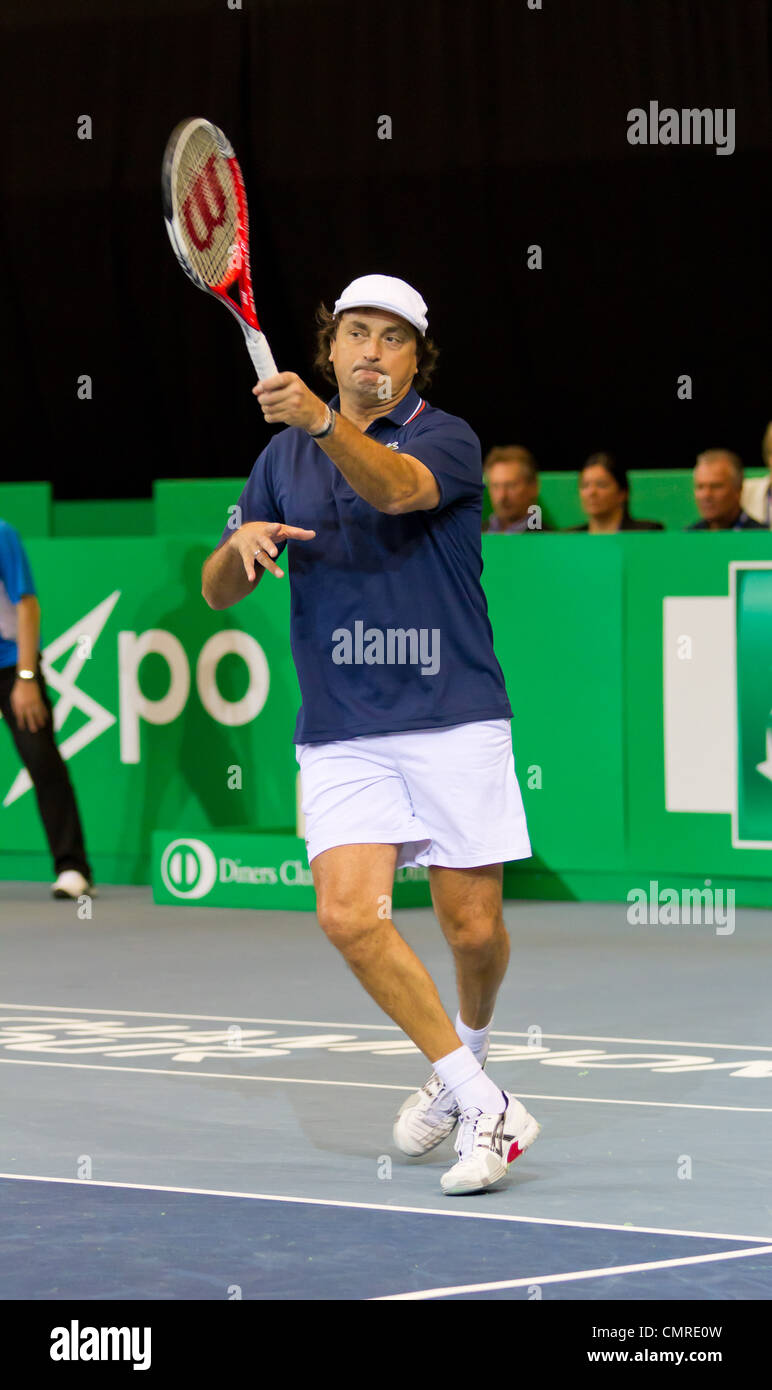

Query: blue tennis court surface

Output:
[1, 886, 770, 1302]
[2, 1177, 771, 1301]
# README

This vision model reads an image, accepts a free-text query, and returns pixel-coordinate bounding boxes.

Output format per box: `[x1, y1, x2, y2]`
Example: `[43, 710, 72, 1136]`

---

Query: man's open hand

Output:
[253, 372, 327, 433]
[230, 521, 316, 581]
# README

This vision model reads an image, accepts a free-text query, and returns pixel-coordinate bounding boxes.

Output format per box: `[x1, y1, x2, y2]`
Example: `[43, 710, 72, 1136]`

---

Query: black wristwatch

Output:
[308, 405, 336, 439]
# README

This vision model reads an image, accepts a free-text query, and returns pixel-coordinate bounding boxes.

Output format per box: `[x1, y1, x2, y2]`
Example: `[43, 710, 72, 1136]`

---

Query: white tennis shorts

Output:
[295, 718, 532, 869]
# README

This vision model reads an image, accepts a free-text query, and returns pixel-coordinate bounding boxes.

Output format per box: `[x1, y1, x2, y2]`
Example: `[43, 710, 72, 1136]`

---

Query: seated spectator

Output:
[686, 449, 767, 530]
[567, 453, 664, 532]
[741, 422, 772, 528]
[482, 446, 552, 532]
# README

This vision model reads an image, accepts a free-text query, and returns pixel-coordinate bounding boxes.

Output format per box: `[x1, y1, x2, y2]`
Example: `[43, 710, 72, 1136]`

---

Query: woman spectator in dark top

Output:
[567, 453, 664, 532]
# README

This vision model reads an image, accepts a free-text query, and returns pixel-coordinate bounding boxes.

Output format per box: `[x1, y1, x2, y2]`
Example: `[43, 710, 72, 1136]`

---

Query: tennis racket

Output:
[161, 117, 277, 380]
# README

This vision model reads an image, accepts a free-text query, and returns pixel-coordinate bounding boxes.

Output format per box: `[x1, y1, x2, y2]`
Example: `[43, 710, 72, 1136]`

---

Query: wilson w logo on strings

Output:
[182, 154, 227, 251]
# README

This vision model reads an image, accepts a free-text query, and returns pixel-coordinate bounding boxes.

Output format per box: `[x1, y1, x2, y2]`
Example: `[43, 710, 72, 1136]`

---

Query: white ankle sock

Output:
[433, 1044, 505, 1116]
[455, 1012, 492, 1065]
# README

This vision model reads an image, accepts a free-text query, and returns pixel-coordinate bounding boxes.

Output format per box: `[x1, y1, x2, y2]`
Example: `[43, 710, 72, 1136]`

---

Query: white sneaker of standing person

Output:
[51, 870, 94, 899]
[441, 1092, 541, 1195]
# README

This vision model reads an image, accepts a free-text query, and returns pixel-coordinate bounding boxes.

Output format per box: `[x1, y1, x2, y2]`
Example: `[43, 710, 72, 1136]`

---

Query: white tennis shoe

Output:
[51, 870, 94, 899]
[441, 1093, 541, 1195]
[393, 1072, 460, 1156]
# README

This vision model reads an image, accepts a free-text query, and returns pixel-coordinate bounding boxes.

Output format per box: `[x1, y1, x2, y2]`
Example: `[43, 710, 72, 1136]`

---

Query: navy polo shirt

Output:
[219, 386, 512, 744]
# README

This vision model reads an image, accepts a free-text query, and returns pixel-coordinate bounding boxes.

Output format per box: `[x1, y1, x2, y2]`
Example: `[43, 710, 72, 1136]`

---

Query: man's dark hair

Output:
[312, 302, 440, 393]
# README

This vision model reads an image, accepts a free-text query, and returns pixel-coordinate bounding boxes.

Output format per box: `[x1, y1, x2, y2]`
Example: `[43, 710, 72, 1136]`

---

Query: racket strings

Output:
[174, 127, 239, 290]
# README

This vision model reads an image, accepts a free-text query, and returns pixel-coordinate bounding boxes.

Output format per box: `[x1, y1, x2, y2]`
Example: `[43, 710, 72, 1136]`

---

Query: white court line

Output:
[0, 1057, 770, 1113]
[1, 1172, 770, 1245]
[0, 1004, 769, 1053]
[373, 1244, 772, 1300]
[0, 1058, 407, 1092]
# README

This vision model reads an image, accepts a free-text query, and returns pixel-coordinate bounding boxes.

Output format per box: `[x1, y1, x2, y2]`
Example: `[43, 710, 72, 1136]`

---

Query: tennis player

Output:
[202, 275, 540, 1194]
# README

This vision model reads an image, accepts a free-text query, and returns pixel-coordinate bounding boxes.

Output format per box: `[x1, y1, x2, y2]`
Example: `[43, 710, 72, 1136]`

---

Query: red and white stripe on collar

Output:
[402, 398, 425, 425]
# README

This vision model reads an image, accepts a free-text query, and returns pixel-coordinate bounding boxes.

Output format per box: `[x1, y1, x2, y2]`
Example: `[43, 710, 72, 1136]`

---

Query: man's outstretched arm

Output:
[253, 373, 440, 514]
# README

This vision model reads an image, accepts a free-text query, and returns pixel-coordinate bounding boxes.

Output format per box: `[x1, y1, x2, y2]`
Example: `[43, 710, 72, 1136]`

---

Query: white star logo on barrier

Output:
[2, 591, 121, 807]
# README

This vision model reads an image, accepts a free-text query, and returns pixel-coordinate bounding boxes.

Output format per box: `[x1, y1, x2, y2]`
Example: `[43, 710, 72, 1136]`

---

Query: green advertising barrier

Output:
[734, 564, 772, 847]
[0, 482, 52, 537]
[623, 533, 772, 900]
[52, 499, 154, 537]
[2, 531, 772, 906]
[5, 467, 764, 551]
[153, 480, 246, 537]
[0, 536, 299, 884]
[152, 469, 769, 539]
[151, 830, 433, 909]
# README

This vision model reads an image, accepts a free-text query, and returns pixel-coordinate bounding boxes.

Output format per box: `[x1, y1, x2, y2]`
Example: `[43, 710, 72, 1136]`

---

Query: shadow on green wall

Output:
[504, 852, 579, 901]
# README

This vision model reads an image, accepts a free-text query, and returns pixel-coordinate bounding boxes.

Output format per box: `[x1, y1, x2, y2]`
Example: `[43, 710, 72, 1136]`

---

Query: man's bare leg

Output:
[311, 843, 460, 1063]
[428, 863, 510, 1030]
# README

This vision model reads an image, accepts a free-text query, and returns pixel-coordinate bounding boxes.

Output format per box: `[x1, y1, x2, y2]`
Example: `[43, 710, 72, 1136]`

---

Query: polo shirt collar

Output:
[328, 385, 424, 429]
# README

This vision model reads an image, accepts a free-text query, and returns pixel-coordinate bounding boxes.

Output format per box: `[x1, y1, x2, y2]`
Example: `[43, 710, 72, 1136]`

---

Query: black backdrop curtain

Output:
[2, 0, 771, 499]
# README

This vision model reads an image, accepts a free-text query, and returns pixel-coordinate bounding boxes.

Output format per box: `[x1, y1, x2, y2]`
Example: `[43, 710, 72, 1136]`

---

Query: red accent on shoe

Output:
[507, 1141, 523, 1163]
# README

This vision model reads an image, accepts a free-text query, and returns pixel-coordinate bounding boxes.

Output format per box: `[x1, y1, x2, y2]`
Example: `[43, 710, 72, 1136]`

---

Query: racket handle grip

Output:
[243, 327, 278, 381]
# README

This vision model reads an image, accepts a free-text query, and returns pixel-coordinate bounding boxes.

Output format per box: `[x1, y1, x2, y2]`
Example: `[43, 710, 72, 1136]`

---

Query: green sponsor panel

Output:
[0, 536, 300, 883]
[536, 474, 585, 530]
[504, 864, 769, 909]
[4, 527, 772, 907]
[154, 480, 246, 537]
[0, 482, 52, 537]
[624, 533, 772, 886]
[153, 831, 316, 908]
[152, 830, 432, 909]
[625, 471, 695, 531]
[53, 499, 154, 537]
[483, 536, 626, 876]
[392, 866, 433, 908]
[735, 565, 772, 846]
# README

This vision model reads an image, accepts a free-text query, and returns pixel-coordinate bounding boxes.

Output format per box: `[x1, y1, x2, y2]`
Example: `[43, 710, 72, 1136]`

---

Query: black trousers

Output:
[0, 657, 92, 882]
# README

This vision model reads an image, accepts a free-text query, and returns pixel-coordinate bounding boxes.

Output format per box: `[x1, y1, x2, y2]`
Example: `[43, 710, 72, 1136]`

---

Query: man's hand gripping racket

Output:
[161, 117, 277, 380]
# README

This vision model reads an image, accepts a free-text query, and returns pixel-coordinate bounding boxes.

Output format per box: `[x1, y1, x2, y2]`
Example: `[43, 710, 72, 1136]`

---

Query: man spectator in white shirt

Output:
[741, 422, 772, 528]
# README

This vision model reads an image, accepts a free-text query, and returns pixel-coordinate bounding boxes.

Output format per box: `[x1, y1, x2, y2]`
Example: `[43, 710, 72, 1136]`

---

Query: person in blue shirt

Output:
[0, 520, 93, 898]
[202, 275, 540, 1195]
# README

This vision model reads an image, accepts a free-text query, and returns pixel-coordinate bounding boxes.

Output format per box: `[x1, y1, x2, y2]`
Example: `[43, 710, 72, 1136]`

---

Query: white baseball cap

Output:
[333, 274, 428, 336]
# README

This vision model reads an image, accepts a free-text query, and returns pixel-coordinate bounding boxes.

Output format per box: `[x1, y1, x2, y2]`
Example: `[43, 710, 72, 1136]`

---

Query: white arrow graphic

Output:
[2, 591, 121, 807]
[756, 726, 772, 783]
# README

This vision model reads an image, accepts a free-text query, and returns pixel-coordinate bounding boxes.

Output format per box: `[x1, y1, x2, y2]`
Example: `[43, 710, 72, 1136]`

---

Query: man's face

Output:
[486, 462, 538, 523]
[694, 459, 741, 524]
[329, 308, 418, 402]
